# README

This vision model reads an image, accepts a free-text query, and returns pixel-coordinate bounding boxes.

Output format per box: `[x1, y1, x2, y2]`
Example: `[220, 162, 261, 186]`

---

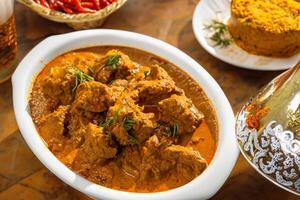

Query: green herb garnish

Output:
[166, 123, 179, 137]
[106, 55, 120, 70]
[204, 20, 232, 47]
[107, 132, 112, 141]
[129, 135, 139, 145]
[88, 66, 95, 75]
[101, 111, 119, 128]
[122, 115, 139, 145]
[67, 67, 94, 92]
[101, 117, 115, 128]
[144, 70, 151, 77]
[122, 116, 135, 132]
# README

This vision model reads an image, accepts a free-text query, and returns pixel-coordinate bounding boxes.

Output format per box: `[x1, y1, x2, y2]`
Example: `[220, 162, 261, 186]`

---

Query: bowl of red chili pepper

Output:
[17, 0, 127, 29]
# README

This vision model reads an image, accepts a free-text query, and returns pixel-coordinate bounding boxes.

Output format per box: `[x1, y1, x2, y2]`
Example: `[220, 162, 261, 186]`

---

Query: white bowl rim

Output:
[12, 29, 239, 200]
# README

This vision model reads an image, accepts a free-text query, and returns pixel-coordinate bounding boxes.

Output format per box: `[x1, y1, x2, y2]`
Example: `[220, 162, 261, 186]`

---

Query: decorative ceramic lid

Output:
[236, 62, 300, 196]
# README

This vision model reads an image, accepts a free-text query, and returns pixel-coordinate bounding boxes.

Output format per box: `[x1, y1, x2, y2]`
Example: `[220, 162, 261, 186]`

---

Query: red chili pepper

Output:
[47, 0, 55, 9]
[92, 0, 100, 10]
[40, 0, 50, 8]
[100, 0, 109, 7]
[61, 0, 73, 4]
[58, 0, 72, 12]
[56, 0, 70, 12]
[72, 0, 89, 13]
[81, 2, 96, 9]
[35, 0, 114, 13]
[63, 6, 75, 14]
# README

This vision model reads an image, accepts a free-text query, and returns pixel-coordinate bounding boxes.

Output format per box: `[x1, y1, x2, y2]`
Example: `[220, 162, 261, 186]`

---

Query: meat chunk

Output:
[73, 123, 117, 170]
[109, 79, 128, 102]
[68, 107, 103, 146]
[115, 54, 139, 80]
[95, 67, 113, 84]
[109, 125, 131, 146]
[38, 105, 70, 151]
[106, 95, 156, 145]
[73, 81, 114, 113]
[95, 50, 138, 83]
[145, 65, 173, 81]
[141, 135, 207, 181]
[162, 145, 207, 180]
[134, 79, 182, 105]
[40, 66, 75, 105]
[158, 94, 204, 134]
[110, 79, 129, 88]
[41, 52, 99, 104]
[132, 65, 183, 104]
[69, 80, 111, 144]
[140, 135, 176, 180]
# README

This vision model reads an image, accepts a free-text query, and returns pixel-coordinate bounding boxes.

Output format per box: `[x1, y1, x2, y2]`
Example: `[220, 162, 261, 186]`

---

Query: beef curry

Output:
[29, 46, 218, 193]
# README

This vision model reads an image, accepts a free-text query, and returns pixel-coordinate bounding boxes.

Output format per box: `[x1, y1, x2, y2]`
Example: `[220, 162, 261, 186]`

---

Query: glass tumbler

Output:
[0, 0, 17, 84]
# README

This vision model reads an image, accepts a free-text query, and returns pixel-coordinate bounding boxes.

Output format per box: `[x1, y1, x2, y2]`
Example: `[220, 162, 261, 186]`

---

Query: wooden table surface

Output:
[0, 0, 298, 199]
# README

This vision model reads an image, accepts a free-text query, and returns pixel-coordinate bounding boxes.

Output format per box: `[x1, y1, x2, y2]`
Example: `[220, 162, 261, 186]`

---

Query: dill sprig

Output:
[144, 70, 151, 77]
[102, 113, 139, 145]
[88, 66, 95, 75]
[122, 116, 135, 131]
[129, 135, 139, 145]
[101, 117, 115, 128]
[122, 115, 139, 145]
[66, 67, 94, 92]
[165, 123, 180, 137]
[106, 55, 120, 70]
[204, 20, 232, 47]
[107, 132, 113, 141]
[101, 111, 119, 128]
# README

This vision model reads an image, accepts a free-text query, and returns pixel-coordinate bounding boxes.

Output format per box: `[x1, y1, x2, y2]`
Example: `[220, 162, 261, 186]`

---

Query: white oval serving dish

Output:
[12, 29, 239, 200]
[192, 0, 300, 71]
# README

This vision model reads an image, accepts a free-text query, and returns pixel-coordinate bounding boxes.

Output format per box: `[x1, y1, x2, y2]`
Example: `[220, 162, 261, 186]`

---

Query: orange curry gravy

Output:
[30, 46, 218, 193]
